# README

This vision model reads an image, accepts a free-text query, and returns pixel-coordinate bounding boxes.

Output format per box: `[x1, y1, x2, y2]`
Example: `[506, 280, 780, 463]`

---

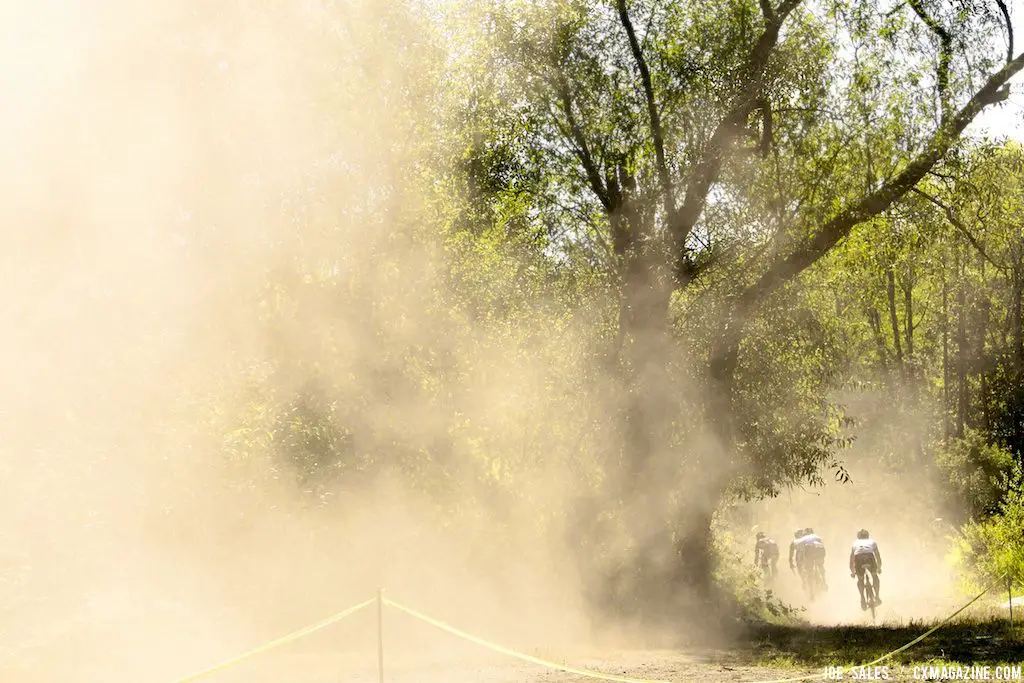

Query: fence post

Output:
[377, 588, 385, 683]
[1009, 577, 1015, 634]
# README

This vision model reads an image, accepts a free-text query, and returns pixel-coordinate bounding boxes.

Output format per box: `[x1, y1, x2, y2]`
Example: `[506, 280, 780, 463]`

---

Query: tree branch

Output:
[552, 77, 612, 211]
[886, 2, 908, 18]
[617, 0, 675, 221]
[908, 0, 954, 123]
[913, 188, 1008, 272]
[733, 48, 1024, 319]
[640, 0, 664, 51]
[757, 97, 774, 157]
[668, 0, 803, 283]
[995, 0, 1014, 64]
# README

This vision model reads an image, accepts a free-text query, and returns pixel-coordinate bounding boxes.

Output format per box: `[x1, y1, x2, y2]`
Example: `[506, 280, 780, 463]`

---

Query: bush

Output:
[954, 461, 1024, 587]
[711, 521, 801, 624]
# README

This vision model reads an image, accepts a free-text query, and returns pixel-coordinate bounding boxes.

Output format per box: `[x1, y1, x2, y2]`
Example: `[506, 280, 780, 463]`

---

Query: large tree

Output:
[448, 0, 1024, 621]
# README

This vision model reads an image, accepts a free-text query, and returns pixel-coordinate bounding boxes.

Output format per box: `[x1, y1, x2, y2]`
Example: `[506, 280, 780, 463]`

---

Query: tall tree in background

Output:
[930, 145, 1024, 456]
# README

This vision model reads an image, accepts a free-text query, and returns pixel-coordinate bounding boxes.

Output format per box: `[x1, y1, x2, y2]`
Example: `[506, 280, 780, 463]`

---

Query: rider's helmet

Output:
[857, 528, 869, 539]
[804, 527, 815, 534]
[756, 531, 766, 540]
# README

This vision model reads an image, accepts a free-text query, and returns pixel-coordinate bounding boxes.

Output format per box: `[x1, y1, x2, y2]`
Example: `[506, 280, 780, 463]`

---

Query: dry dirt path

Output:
[153, 649, 932, 683]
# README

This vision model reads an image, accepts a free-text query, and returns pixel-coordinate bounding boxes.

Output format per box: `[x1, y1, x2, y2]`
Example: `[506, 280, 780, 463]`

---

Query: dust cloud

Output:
[0, 1, 971, 681]
[0, 1, 599, 681]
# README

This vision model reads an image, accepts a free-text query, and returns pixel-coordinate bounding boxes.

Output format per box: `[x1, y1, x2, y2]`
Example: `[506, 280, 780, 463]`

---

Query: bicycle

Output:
[804, 561, 826, 601]
[757, 557, 778, 586]
[852, 570, 880, 620]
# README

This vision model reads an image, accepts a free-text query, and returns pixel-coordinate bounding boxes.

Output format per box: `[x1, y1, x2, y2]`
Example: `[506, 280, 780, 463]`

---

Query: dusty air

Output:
[3, 0, 1023, 681]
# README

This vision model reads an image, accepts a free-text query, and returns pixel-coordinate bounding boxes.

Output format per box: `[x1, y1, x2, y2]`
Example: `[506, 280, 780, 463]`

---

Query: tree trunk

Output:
[887, 268, 904, 370]
[942, 270, 951, 445]
[904, 264, 917, 405]
[869, 307, 889, 371]
[904, 264, 914, 362]
[601, 229, 735, 629]
[980, 369, 990, 433]
[978, 279, 992, 434]
[617, 260, 672, 484]
[1014, 260, 1023, 379]
[1014, 259, 1023, 456]
[956, 250, 969, 437]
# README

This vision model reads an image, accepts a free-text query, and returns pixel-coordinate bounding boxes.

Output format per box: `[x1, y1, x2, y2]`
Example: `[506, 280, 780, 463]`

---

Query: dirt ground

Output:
[17, 587, 1021, 683]
[150, 649, 947, 683]
[157, 651, 795, 683]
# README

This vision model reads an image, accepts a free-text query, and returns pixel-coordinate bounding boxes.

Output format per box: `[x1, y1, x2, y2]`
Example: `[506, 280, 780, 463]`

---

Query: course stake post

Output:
[377, 588, 385, 683]
[1010, 577, 1015, 634]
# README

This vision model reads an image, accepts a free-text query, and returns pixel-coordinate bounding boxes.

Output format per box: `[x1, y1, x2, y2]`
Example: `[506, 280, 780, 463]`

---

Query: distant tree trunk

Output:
[887, 268, 904, 369]
[869, 307, 889, 371]
[976, 254, 992, 433]
[942, 270, 951, 445]
[1014, 259, 1023, 455]
[980, 370, 991, 432]
[904, 265, 914, 362]
[956, 251, 969, 437]
[978, 296, 992, 433]
[903, 264, 917, 405]
[1014, 260, 1023, 378]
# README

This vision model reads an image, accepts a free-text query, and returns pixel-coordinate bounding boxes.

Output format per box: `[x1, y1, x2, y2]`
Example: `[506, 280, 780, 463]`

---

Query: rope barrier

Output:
[383, 597, 673, 683]
[746, 574, 1005, 683]
[169, 597, 375, 683]
[158, 573, 1006, 683]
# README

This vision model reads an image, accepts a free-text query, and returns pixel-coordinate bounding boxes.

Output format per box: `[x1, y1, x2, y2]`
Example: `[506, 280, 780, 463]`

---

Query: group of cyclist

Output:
[753, 527, 882, 611]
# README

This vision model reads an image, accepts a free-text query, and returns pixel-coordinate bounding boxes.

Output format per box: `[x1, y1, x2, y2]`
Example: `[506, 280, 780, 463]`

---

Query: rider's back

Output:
[756, 538, 778, 558]
[852, 538, 878, 555]
[799, 533, 824, 548]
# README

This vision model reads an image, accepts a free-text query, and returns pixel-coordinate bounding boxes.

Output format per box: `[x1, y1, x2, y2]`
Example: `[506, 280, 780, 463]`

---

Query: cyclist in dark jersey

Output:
[754, 531, 780, 580]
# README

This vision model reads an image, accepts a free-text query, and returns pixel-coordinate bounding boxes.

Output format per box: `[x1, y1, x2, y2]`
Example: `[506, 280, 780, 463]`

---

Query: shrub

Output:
[954, 460, 1024, 587]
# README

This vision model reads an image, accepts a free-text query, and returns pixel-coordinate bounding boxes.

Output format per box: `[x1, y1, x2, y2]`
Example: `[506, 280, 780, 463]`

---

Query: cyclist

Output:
[789, 528, 807, 585]
[791, 528, 827, 593]
[754, 531, 780, 581]
[849, 528, 882, 610]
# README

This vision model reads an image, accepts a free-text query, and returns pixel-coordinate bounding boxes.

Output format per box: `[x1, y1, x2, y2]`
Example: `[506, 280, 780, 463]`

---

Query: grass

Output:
[738, 617, 1024, 668]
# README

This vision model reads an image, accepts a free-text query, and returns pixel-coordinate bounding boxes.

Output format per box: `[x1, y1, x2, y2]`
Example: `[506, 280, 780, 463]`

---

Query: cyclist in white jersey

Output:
[797, 527, 827, 591]
[849, 528, 882, 610]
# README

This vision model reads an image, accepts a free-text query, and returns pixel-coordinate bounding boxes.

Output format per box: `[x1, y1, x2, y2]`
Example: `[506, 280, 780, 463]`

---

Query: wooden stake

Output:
[1009, 577, 1015, 633]
[377, 588, 385, 683]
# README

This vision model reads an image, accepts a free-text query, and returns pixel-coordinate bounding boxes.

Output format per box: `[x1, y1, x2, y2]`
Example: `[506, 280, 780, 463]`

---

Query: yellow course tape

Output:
[170, 597, 375, 683]
[160, 573, 1004, 683]
[746, 575, 1004, 683]
[383, 597, 673, 683]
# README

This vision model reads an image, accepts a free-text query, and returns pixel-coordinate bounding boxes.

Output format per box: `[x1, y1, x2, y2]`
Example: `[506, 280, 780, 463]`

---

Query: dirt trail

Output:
[151, 650, 933, 683]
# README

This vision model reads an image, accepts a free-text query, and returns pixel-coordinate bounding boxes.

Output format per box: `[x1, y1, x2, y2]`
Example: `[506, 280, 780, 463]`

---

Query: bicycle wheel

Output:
[864, 579, 876, 620]
[808, 566, 821, 601]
